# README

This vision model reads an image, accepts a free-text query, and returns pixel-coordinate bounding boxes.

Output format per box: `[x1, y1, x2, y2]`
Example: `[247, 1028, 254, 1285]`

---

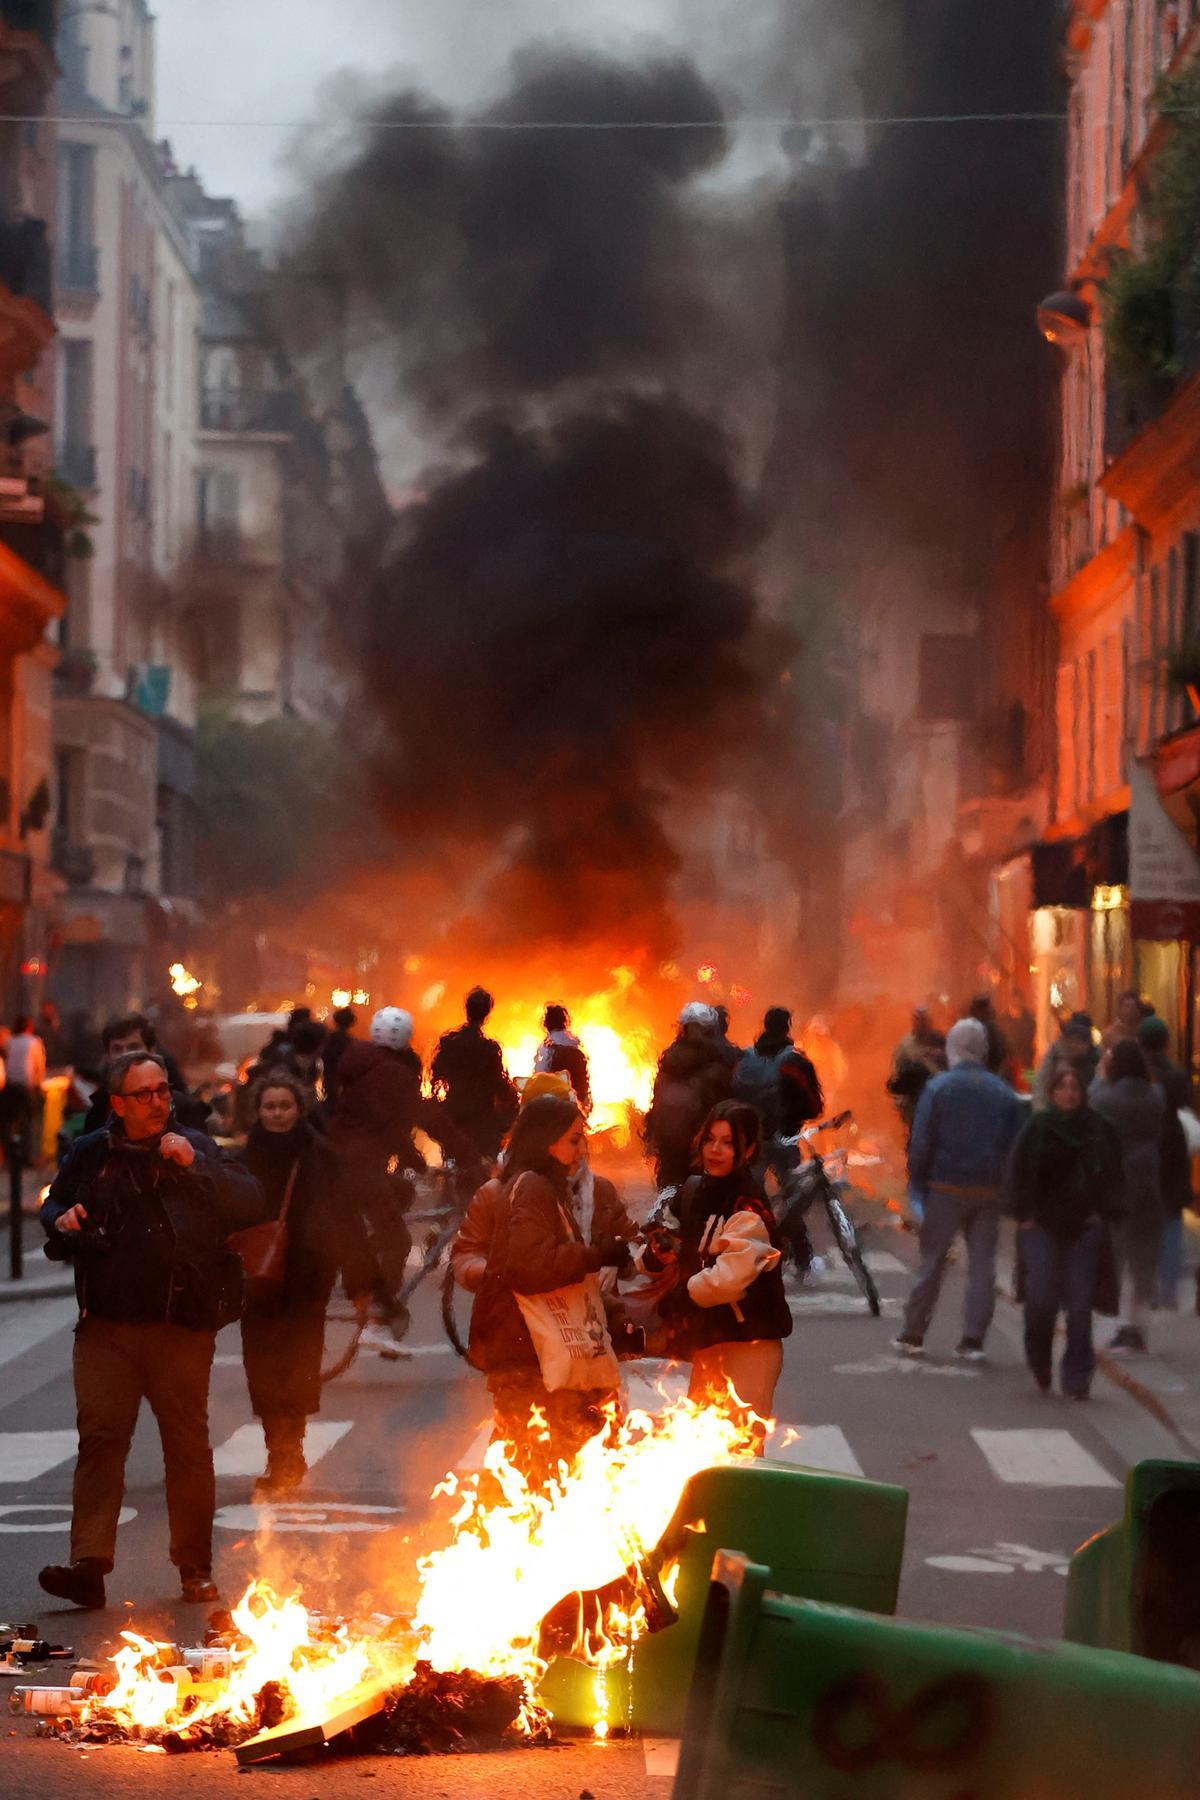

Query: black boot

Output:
[38, 1558, 107, 1609]
[179, 1569, 219, 1603]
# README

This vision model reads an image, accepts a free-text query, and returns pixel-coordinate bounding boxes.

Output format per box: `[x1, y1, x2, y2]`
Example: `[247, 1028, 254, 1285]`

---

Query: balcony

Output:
[59, 442, 97, 491]
[50, 829, 94, 890]
[0, 510, 65, 590]
[200, 388, 293, 434]
[58, 240, 99, 298]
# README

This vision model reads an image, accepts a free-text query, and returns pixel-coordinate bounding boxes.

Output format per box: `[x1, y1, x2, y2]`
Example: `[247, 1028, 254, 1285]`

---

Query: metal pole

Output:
[8, 1143, 22, 1281]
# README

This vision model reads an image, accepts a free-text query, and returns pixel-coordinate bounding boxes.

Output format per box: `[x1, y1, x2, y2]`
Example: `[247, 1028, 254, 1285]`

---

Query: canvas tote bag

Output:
[509, 1173, 621, 1392]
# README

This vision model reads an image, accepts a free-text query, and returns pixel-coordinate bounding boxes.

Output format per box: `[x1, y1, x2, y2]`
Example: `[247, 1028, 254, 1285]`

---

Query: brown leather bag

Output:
[227, 1162, 299, 1306]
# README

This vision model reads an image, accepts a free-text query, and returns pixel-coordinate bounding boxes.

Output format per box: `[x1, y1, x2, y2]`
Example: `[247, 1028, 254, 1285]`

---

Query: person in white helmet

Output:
[644, 1003, 733, 1188]
[326, 1006, 426, 1351]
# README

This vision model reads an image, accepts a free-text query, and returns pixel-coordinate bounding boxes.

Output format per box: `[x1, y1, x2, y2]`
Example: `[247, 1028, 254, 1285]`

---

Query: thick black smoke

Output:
[292, 48, 781, 950]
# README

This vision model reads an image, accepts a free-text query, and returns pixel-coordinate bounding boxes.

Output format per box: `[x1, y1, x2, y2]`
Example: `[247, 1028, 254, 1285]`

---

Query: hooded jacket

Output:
[327, 1039, 423, 1168]
[1089, 1075, 1166, 1222]
[908, 1062, 1024, 1203]
[646, 1036, 732, 1155]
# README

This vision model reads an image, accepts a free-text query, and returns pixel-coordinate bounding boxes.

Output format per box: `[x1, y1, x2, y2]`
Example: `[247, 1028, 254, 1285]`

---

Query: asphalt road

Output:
[0, 1183, 1187, 1794]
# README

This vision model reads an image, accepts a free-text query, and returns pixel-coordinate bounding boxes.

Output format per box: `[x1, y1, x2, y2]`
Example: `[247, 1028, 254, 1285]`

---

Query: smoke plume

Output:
[290, 46, 783, 954]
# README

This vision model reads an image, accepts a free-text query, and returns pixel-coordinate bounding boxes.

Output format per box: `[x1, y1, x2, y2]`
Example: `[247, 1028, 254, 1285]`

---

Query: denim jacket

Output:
[908, 1063, 1024, 1204]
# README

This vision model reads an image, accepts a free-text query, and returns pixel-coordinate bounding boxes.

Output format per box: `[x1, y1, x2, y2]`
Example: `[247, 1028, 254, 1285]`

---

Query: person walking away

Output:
[3, 1013, 45, 1158]
[967, 995, 1009, 1079]
[1090, 1039, 1166, 1355]
[894, 1018, 1024, 1359]
[37, 1051, 263, 1608]
[734, 1006, 824, 1185]
[467, 1094, 626, 1480]
[238, 1073, 375, 1497]
[328, 1006, 426, 1352]
[1136, 1016, 1194, 1309]
[321, 1007, 357, 1108]
[1032, 1015, 1098, 1110]
[1009, 1065, 1123, 1399]
[83, 1013, 206, 1134]
[432, 986, 519, 1163]
[886, 1008, 947, 1140]
[711, 1005, 742, 1070]
[533, 1005, 592, 1113]
[1000, 993, 1037, 1090]
[645, 1003, 733, 1189]
[658, 1100, 791, 1429]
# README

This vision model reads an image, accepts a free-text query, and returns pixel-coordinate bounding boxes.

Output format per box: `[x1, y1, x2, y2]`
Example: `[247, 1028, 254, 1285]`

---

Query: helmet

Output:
[370, 1006, 414, 1050]
[679, 1001, 718, 1030]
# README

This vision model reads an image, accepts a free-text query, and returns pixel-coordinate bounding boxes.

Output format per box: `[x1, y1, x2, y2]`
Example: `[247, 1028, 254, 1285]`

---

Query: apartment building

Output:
[52, 0, 202, 1017]
[1028, 0, 1200, 1060]
[0, 0, 66, 1016]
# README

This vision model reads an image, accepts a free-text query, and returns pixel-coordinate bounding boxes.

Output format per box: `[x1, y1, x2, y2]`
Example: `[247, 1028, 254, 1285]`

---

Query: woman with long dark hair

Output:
[467, 1094, 627, 1476]
[1010, 1064, 1123, 1399]
[662, 1099, 792, 1422]
[238, 1073, 376, 1497]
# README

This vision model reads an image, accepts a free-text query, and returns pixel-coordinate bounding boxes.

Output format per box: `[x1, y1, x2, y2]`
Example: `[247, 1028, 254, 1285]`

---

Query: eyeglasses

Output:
[121, 1084, 171, 1106]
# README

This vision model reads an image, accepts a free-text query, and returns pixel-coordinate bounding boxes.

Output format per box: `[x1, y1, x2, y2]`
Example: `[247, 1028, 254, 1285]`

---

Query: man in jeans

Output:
[894, 1018, 1024, 1360]
[38, 1051, 263, 1608]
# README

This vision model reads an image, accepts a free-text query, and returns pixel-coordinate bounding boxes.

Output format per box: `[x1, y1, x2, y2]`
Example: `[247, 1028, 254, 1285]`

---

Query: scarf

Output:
[246, 1121, 310, 1215]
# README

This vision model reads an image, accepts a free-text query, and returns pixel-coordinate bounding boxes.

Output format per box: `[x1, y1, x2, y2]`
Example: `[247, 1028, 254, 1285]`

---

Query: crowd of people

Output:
[889, 990, 1199, 1399]
[33, 987, 827, 1609]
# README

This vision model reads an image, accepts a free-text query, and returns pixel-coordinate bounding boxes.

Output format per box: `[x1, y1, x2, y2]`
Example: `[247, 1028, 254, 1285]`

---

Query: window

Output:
[197, 469, 240, 546]
[55, 143, 97, 291]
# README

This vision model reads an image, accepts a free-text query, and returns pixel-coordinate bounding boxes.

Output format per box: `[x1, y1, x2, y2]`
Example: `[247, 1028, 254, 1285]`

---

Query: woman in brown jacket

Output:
[463, 1094, 629, 1477]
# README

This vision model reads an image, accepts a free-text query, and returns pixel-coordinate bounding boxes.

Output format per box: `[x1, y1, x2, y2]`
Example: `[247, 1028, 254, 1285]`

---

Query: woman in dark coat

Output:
[658, 1100, 792, 1426]
[1010, 1065, 1123, 1399]
[1090, 1039, 1166, 1354]
[238, 1073, 376, 1498]
[468, 1094, 627, 1479]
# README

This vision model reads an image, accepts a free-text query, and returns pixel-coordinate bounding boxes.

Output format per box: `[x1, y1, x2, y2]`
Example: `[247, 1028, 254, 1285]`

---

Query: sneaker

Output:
[892, 1333, 925, 1357]
[358, 1321, 403, 1360]
[180, 1570, 219, 1604]
[1106, 1326, 1147, 1356]
[955, 1338, 986, 1361]
[38, 1559, 107, 1610]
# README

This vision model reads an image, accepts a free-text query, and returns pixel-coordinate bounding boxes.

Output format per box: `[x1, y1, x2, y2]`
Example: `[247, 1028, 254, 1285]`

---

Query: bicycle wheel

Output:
[825, 1193, 881, 1316]
[441, 1260, 471, 1359]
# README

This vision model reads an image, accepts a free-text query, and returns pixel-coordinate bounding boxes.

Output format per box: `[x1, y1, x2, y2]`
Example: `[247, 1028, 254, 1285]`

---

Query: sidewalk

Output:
[0, 1206, 73, 1303]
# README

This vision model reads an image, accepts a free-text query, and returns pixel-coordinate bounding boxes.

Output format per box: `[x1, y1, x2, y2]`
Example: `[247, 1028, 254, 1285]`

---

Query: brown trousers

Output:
[71, 1316, 216, 1573]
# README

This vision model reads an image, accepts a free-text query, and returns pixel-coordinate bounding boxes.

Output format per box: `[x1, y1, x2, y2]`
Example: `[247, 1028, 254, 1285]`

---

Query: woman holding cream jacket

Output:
[657, 1099, 792, 1422]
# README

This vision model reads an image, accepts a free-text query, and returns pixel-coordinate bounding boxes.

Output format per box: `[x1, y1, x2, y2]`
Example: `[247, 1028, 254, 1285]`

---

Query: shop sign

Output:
[1130, 760, 1200, 940]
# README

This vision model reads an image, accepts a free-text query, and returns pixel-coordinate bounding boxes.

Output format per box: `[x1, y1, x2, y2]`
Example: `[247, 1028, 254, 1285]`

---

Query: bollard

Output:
[672, 1549, 1200, 1800]
[543, 1458, 908, 1734]
[1065, 1457, 1200, 1666]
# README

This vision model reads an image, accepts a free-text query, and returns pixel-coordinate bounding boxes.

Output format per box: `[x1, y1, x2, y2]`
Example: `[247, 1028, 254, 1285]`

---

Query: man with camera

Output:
[37, 1051, 264, 1609]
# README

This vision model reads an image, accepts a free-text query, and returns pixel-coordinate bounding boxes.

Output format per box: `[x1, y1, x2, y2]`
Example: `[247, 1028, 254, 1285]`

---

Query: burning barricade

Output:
[23, 1387, 764, 1763]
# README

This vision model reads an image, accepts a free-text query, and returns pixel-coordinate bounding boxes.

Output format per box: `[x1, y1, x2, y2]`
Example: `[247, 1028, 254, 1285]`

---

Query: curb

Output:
[0, 1273, 75, 1304]
[1094, 1351, 1186, 1439]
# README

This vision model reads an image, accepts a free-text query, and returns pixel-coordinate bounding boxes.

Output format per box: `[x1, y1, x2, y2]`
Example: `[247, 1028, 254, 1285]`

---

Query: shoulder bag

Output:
[227, 1161, 299, 1306]
[509, 1173, 620, 1393]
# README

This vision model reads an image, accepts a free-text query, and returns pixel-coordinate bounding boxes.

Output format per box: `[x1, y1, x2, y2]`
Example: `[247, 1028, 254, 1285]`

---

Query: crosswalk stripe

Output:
[0, 1298, 77, 1370]
[766, 1425, 864, 1477]
[0, 1430, 77, 1481]
[971, 1428, 1119, 1488]
[213, 1420, 353, 1478]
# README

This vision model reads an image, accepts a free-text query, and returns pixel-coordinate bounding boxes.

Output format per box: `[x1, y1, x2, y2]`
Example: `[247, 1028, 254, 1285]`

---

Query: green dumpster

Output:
[673, 1549, 1200, 1799]
[542, 1458, 908, 1734]
[1065, 1457, 1200, 1666]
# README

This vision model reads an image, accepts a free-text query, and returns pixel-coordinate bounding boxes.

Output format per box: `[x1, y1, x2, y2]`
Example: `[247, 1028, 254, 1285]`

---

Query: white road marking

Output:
[457, 1421, 492, 1472]
[624, 1363, 690, 1413]
[926, 1542, 1071, 1577]
[0, 1503, 135, 1532]
[865, 1251, 908, 1275]
[213, 1420, 353, 1478]
[925, 1555, 1016, 1575]
[0, 1430, 77, 1482]
[0, 1298, 77, 1369]
[788, 1292, 899, 1316]
[834, 1355, 977, 1378]
[214, 1500, 403, 1535]
[766, 1425, 864, 1477]
[971, 1428, 1119, 1488]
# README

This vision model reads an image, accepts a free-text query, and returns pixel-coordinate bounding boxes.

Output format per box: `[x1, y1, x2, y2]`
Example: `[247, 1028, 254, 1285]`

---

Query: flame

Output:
[79, 1386, 762, 1746]
[168, 962, 202, 999]
[495, 968, 658, 1139]
[413, 1385, 762, 1695]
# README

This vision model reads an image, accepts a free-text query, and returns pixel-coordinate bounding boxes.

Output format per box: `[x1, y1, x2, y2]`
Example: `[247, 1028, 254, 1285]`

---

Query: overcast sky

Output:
[155, 0, 698, 218]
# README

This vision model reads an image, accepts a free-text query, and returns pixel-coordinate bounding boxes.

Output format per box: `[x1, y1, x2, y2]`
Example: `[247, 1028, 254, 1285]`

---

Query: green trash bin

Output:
[674, 1549, 1200, 1799]
[1065, 1458, 1200, 1666]
[542, 1458, 908, 1734]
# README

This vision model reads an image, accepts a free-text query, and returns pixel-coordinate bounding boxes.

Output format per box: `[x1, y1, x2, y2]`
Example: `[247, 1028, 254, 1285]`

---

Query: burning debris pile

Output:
[22, 1389, 763, 1762]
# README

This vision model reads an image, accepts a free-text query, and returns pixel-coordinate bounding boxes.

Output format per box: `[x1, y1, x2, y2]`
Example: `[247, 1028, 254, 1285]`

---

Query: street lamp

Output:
[1036, 288, 1093, 349]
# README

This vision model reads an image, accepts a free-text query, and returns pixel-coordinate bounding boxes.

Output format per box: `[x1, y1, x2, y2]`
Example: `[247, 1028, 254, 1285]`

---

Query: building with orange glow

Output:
[1024, 0, 1200, 1064]
[0, 2, 67, 1013]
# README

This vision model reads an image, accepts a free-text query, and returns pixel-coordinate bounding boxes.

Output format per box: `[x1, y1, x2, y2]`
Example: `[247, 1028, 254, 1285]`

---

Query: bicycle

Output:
[776, 1112, 882, 1318]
